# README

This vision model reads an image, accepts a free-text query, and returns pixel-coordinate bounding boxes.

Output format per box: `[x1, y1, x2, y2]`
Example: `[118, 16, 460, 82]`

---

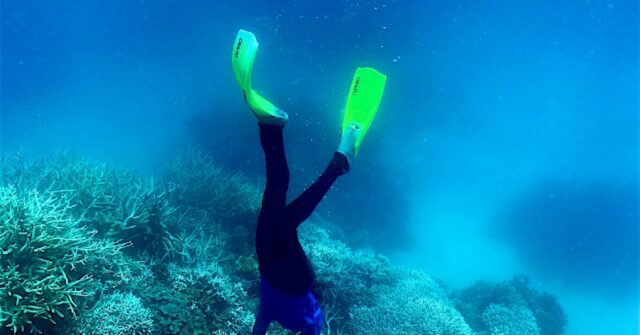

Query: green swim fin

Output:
[232, 29, 257, 92]
[231, 29, 287, 124]
[341, 67, 387, 156]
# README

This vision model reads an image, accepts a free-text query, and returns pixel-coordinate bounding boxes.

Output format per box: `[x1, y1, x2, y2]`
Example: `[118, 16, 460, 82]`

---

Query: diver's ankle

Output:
[337, 123, 360, 163]
[336, 147, 353, 164]
[258, 121, 285, 129]
[332, 151, 350, 174]
[254, 108, 288, 126]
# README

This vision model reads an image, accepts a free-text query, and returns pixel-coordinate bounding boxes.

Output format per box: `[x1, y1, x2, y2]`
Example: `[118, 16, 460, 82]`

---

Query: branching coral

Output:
[482, 303, 540, 335]
[72, 292, 154, 335]
[452, 276, 567, 335]
[162, 150, 261, 223]
[0, 153, 39, 191]
[134, 281, 209, 335]
[163, 224, 229, 266]
[452, 280, 524, 331]
[0, 152, 257, 334]
[0, 182, 151, 334]
[509, 276, 567, 335]
[348, 270, 473, 335]
[1, 152, 123, 231]
[299, 222, 472, 335]
[0, 187, 95, 334]
[299, 222, 394, 310]
[77, 239, 149, 299]
[1, 152, 181, 261]
[1, 151, 569, 335]
[166, 262, 254, 334]
[527, 292, 567, 335]
[104, 177, 178, 260]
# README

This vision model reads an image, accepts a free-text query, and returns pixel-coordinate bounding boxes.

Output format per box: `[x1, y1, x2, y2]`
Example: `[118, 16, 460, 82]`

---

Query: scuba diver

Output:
[231, 29, 386, 335]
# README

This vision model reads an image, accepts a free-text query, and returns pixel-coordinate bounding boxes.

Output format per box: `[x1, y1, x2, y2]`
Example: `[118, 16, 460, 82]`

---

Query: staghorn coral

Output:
[166, 262, 254, 334]
[162, 150, 261, 224]
[0, 155, 156, 334]
[103, 177, 178, 260]
[0, 152, 256, 334]
[0, 187, 96, 334]
[135, 281, 209, 335]
[0, 153, 39, 191]
[72, 291, 154, 335]
[0, 152, 181, 261]
[1, 152, 123, 233]
[76, 238, 150, 304]
[162, 223, 229, 266]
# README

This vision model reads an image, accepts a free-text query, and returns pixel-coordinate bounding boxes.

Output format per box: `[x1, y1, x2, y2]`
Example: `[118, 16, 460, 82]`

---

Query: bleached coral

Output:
[166, 262, 254, 334]
[299, 222, 394, 307]
[0, 187, 97, 334]
[0, 151, 568, 335]
[452, 276, 566, 335]
[162, 150, 261, 220]
[482, 303, 540, 335]
[348, 271, 473, 335]
[72, 292, 154, 335]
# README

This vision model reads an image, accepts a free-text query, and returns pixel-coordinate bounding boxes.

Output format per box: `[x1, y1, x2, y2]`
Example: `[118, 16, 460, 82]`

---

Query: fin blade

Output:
[342, 67, 387, 153]
[232, 29, 259, 91]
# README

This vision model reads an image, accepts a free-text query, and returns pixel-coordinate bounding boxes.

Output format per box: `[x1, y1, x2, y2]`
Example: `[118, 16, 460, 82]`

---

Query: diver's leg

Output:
[259, 123, 289, 213]
[286, 152, 349, 228]
[251, 308, 271, 335]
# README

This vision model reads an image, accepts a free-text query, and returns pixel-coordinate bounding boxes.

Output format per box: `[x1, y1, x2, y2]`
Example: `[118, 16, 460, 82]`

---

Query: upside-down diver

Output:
[231, 29, 386, 335]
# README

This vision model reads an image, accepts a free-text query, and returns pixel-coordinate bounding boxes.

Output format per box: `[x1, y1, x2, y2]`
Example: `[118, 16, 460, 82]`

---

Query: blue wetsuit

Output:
[252, 124, 349, 335]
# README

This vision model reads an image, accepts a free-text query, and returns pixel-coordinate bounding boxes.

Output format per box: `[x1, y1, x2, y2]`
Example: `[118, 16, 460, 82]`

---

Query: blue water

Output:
[2, 1, 638, 334]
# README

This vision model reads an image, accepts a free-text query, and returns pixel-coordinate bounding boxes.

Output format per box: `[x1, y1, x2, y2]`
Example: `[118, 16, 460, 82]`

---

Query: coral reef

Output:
[300, 223, 395, 308]
[0, 186, 140, 334]
[452, 275, 567, 335]
[0, 152, 179, 260]
[161, 150, 261, 224]
[481, 303, 540, 335]
[72, 292, 154, 335]
[166, 262, 254, 333]
[0, 151, 567, 334]
[347, 270, 472, 335]
[0, 187, 95, 334]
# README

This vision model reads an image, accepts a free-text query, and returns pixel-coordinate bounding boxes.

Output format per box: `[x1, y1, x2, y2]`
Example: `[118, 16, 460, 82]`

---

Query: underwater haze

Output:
[2, 1, 638, 335]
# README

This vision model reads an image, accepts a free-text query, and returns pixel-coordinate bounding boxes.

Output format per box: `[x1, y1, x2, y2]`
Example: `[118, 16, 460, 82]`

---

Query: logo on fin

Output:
[352, 76, 361, 95]
[235, 38, 243, 58]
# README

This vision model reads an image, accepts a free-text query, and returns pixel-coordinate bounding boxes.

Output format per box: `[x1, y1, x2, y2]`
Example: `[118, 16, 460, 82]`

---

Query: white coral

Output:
[481, 303, 540, 335]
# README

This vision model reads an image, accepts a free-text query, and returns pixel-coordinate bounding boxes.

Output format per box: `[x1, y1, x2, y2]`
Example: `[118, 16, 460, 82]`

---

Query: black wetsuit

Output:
[255, 123, 349, 296]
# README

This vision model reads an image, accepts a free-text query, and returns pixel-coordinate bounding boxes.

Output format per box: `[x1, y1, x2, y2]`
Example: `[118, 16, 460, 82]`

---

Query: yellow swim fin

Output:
[341, 67, 387, 156]
[231, 29, 257, 92]
[231, 29, 287, 124]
